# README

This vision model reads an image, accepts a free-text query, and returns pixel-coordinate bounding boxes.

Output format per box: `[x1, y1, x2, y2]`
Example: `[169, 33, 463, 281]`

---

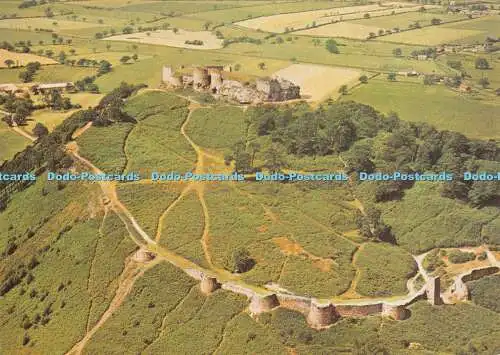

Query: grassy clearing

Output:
[105, 29, 223, 50]
[124, 106, 195, 176]
[158, 190, 208, 268]
[0, 49, 56, 67]
[186, 106, 247, 150]
[116, 184, 181, 237]
[380, 26, 484, 45]
[0, 18, 108, 31]
[355, 242, 416, 297]
[0, 127, 31, 164]
[349, 11, 465, 29]
[345, 77, 500, 139]
[77, 122, 134, 173]
[443, 15, 500, 44]
[213, 182, 358, 296]
[0, 65, 96, 83]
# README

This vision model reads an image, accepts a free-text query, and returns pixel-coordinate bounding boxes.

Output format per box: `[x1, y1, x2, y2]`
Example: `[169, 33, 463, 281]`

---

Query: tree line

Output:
[227, 100, 499, 208]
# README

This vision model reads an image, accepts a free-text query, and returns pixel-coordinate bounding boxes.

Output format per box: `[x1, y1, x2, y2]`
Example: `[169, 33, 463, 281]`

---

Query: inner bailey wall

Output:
[336, 303, 383, 317]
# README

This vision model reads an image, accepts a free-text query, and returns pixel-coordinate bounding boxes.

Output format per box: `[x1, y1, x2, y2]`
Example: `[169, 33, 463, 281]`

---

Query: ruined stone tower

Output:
[306, 300, 338, 328]
[249, 293, 280, 314]
[193, 67, 210, 90]
[200, 275, 220, 295]
[208, 68, 223, 93]
[426, 276, 442, 305]
[382, 304, 409, 320]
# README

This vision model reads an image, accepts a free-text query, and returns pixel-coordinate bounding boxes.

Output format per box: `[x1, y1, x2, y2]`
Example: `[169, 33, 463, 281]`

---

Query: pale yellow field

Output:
[0, 18, 105, 30]
[273, 64, 361, 101]
[236, 3, 436, 33]
[105, 29, 223, 49]
[296, 22, 381, 39]
[380, 26, 485, 45]
[0, 49, 57, 68]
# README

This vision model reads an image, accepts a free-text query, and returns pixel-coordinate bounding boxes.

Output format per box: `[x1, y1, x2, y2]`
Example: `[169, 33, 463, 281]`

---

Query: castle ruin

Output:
[162, 65, 300, 104]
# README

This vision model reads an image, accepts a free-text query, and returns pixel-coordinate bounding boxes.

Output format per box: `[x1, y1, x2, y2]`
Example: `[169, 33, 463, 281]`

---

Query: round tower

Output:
[200, 275, 220, 295]
[249, 293, 280, 314]
[193, 67, 209, 90]
[382, 304, 409, 320]
[307, 300, 338, 328]
[132, 249, 155, 263]
[209, 69, 223, 93]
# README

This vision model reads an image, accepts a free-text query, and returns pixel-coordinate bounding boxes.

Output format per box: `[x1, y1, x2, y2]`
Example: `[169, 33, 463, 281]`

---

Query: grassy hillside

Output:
[0, 177, 136, 353]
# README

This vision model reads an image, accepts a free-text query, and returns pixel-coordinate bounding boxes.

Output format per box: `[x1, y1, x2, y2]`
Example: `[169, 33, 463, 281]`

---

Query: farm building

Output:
[31, 82, 75, 94]
[0, 84, 20, 94]
[162, 65, 300, 103]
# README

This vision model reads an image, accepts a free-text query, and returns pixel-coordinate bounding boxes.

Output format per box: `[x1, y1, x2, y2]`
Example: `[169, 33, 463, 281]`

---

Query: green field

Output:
[186, 106, 248, 150]
[122, 91, 196, 176]
[78, 122, 134, 173]
[0, 127, 30, 164]
[345, 78, 500, 139]
[158, 189, 208, 267]
[468, 275, 500, 313]
[117, 184, 181, 236]
[354, 242, 416, 297]
[349, 11, 466, 29]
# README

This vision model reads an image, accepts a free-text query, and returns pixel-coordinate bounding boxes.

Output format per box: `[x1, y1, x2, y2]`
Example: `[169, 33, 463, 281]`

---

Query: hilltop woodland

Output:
[226, 101, 500, 208]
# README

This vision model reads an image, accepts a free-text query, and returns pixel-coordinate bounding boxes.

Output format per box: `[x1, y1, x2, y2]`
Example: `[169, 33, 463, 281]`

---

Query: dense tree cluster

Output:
[222, 36, 262, 47]
[0, 83, 144, 209]
[1, 95, 34, 126]
[244, 101, 500, 207]
[19, 61, 41, 83]
[75, 76, 99, 93]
